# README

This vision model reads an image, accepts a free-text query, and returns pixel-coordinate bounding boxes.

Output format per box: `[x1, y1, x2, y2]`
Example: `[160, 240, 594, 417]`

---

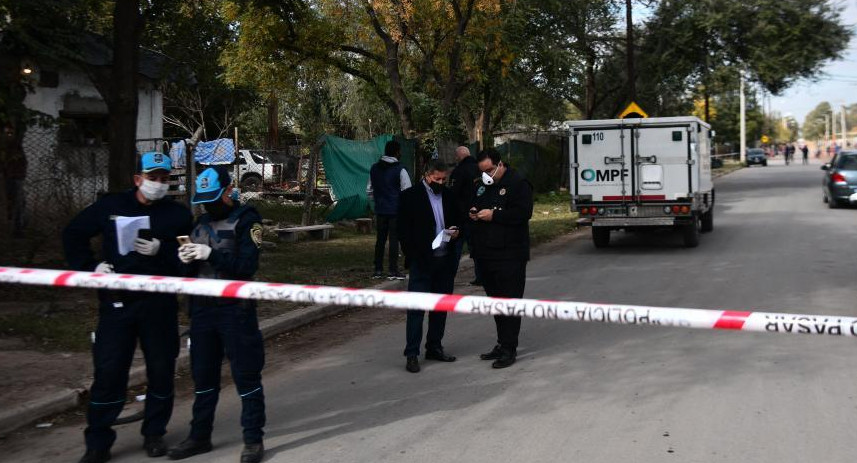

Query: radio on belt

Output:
[567, 116, 715, 249]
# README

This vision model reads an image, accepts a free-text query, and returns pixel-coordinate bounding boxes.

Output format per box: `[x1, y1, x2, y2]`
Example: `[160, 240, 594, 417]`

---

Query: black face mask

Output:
[428, 181, 444, 195]
[204, 200, 232, 220]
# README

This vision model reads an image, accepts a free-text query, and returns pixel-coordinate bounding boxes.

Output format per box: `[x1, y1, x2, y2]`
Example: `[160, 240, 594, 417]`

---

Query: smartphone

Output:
[177, 235, 191, 246]
[138, 229, 153, 240]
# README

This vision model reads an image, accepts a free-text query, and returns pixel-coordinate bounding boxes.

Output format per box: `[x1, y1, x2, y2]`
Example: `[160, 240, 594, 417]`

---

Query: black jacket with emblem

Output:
[186, 202, 262, 307]
[470, 167, 533, 261]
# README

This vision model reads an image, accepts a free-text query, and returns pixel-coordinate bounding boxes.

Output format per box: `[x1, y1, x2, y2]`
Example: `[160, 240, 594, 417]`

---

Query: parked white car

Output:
[235, 149, 295, 191]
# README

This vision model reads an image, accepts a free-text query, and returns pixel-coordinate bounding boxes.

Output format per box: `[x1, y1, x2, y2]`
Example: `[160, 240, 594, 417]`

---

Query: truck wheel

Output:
[701, 208, 714, 233]
[682, 216, 700, 248]
[592, 228, 610, 248]
[240, 174, 262, 192]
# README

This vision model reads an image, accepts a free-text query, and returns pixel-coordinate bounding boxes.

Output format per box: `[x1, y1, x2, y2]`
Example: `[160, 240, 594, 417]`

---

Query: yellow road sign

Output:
[761, 135, 770, 144]
[619, 102, 648, 119]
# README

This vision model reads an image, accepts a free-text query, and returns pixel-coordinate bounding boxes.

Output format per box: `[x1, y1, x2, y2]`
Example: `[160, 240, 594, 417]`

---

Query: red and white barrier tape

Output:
[0, 266, 854, 338]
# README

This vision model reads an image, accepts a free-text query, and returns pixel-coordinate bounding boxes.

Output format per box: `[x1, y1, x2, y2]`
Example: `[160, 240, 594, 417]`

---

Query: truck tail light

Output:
[598, 208, 605, 215]
[832, 172, 847, 185]
[680, 205, 690, 214]
[588, 207, 598, 215]
[671, 205, 680, 214]
[580, 207, 588, 215]
[663, 206, 671, 214]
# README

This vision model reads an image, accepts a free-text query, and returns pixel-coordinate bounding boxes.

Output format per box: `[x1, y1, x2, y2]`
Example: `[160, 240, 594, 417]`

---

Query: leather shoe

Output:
[78, 448, 111, 463]
[167, 438, 212, 460]
[479, 345, 503, 360]
[406, 356, 420, 373]
[240, 442, 264, 463]
[425, 350, 456, 362]
[143, 436, 167, 458]
[492, 351, 517, 369]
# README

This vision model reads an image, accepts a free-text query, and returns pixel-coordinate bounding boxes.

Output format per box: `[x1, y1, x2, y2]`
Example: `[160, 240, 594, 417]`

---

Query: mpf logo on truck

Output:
[581, 169, 628, 182]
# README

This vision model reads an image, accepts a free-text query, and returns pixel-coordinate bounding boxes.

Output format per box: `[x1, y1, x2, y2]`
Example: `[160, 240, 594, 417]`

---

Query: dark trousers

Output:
[477, 259, 527, 352]
[3, 177, 25, 236]
[404, 254, 457, 357]
[374, 214, 399, 273]
[452, 224, 480, 282]
[188, 302, 266, 444]
[84, 297, 179, 451]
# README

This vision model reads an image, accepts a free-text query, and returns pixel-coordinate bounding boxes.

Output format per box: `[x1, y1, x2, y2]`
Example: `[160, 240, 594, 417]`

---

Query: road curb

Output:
[0, 388, 83, 437]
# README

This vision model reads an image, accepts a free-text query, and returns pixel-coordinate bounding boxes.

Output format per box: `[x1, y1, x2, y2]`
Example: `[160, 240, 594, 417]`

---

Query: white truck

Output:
[567, 116, 715, 248]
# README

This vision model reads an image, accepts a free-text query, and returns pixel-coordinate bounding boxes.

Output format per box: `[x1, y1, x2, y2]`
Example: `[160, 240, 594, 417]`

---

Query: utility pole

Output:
[625, 0, 637, 102]
[825, 114, 831, 155]
[740, 70, 746, 164]
[840, 104, 847, 147]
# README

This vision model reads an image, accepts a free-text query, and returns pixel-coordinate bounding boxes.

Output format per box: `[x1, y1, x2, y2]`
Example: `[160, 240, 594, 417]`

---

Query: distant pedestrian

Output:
[398, 160, 460, 373]
[469, 148, 533, 369]
[801, 145, 809, 165]
[63, 152, 192, 463]
[448, 145, 482, 285]
[367, 140, 411, 280]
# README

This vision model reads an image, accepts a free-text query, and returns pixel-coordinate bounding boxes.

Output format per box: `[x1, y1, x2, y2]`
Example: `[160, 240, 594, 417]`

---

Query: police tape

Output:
[0, 266, 854, 338]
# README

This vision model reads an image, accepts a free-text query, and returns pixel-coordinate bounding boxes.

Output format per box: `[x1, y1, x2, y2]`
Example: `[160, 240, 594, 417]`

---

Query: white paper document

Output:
[114, 216, 151, 256]
[431, 229, 453, 250]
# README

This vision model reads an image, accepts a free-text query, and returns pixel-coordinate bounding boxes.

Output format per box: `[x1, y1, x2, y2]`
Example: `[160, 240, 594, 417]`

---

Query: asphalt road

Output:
[5, 160, 857, 463]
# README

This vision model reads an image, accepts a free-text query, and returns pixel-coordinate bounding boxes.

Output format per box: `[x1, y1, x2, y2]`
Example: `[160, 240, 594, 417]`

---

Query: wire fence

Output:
[17, 126, 109, 235]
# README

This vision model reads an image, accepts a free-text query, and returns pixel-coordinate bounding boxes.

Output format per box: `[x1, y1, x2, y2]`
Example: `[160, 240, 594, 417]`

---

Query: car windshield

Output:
[835, 155, 857, 170]
[748, 149, 764, 156]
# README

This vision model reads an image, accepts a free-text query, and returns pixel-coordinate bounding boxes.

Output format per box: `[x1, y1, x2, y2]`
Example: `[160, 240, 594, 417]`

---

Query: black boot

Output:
[492, 349, 517, 369]
[240, 442, 265, 463]
[479, 345, 503, 360]
[143, 436, 167, 458]
[78, 448, 111, 463]
[405, 356, 420, 373]
[167, 438, 213, 460]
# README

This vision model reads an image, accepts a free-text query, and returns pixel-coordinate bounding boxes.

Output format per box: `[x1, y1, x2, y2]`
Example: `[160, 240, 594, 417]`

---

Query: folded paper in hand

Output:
[431, 229, 453, 250]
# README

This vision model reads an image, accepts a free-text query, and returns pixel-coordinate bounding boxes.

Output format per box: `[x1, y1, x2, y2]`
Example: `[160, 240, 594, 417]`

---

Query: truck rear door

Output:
[633, 124, 692, 201]
[572, 126, 631, 202]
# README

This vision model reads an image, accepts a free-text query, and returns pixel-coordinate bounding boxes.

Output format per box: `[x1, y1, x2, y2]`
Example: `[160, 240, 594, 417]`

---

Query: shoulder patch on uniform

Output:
[477, 185, 486, 196]
[250, 223, 263, 248]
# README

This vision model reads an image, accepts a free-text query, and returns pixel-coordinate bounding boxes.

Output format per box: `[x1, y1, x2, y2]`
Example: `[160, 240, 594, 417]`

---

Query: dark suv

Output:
[746, 148, 767, 166]
[822, 151, 857, 208]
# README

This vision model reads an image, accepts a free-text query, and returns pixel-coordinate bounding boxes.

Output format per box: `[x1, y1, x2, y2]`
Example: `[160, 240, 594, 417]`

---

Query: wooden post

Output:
[185, 126, 205, 208]
[302, 138, 325, 226]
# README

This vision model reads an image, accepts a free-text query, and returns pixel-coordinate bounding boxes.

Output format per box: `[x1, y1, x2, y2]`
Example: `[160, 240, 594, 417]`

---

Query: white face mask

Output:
[482, 164, 500, 185]
[139, 179, 169, 201]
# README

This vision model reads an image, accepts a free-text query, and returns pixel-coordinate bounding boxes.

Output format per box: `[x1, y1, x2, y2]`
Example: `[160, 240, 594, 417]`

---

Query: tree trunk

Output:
[266, 92, 279, 150]
[107, 0, 143, 192]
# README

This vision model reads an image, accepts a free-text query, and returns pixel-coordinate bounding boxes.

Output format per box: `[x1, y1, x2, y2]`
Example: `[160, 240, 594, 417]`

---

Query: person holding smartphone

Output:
[62, 152, 193, 463]
[169, 167, 266, 463]
[397, 160, 461, 373]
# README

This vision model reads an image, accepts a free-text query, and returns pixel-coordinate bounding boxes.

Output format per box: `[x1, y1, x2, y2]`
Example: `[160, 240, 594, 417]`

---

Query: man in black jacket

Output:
[469, 148, 533, 369]
[448, 145, 481, 284]
[398, 160, 460, 373]
[63, 152, 193, 463]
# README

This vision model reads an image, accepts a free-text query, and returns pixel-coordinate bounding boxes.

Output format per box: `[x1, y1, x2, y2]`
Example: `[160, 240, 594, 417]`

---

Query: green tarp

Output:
[321, 134, 416, 222]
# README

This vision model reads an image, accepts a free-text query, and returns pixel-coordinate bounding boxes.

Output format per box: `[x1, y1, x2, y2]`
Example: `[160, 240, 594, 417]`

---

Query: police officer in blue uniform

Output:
[168, 167, 266, 463]
[63, 152, 193, 463]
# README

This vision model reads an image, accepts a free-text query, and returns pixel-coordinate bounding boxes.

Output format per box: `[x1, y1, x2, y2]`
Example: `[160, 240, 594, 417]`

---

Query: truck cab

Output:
[567, 117, 715, 248]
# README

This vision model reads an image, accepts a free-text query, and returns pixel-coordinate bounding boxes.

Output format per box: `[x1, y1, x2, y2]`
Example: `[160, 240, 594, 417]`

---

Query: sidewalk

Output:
[0, 260, 477, 438]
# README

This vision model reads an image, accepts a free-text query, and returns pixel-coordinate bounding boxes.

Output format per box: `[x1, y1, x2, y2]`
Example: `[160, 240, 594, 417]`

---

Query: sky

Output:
[770, 0, 857, 125]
